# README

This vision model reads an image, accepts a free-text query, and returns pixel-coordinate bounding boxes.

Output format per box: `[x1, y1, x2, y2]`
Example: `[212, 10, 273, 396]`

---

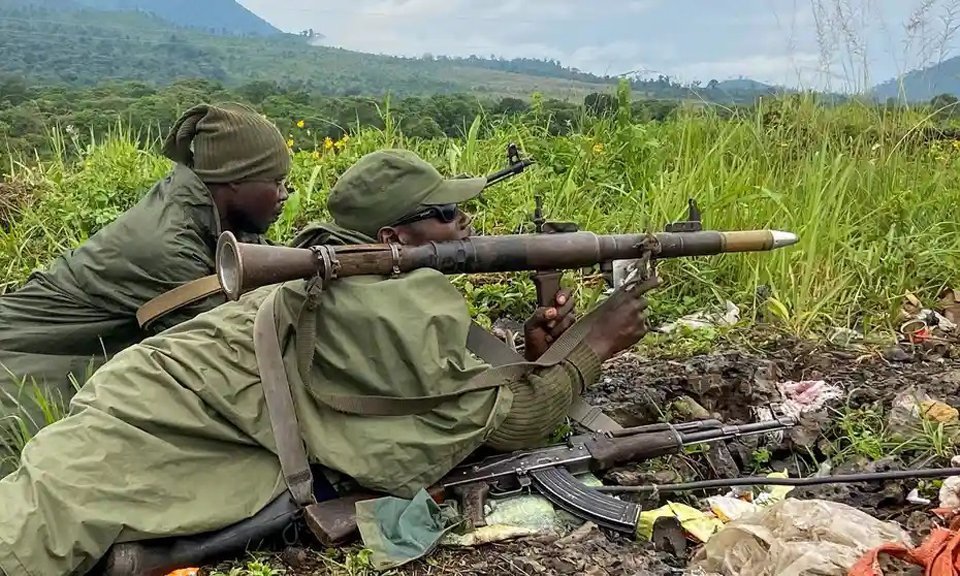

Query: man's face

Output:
[228, 179, 290, 234]
[377, 204, 473, 245]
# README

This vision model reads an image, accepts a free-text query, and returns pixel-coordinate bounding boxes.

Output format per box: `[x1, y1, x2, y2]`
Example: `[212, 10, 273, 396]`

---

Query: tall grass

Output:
[3, 92, 960, 338]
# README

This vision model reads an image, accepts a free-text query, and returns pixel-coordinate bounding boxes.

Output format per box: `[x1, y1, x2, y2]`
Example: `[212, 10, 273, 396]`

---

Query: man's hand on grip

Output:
[524, 288, 576, 361]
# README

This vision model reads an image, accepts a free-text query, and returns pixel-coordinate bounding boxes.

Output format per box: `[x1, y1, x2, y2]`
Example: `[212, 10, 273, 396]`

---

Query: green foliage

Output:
[4, 86, 960, 345]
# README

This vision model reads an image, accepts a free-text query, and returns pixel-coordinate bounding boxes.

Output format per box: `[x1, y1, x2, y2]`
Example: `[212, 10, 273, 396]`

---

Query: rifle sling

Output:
[254, 291, 317, 507]
[136, 274, 222, 329]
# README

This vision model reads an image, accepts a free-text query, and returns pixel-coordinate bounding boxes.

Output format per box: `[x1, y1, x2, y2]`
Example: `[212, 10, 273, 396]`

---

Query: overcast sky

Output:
[236, 0, 960, 91]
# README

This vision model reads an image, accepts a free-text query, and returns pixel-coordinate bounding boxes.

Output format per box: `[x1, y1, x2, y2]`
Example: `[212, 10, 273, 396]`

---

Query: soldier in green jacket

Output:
[0, 102, 291, 458]
[0, 149, 658, 576]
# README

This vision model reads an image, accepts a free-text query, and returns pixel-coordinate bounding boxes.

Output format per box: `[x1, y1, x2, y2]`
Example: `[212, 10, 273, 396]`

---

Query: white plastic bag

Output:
[690, 499, 913, 576]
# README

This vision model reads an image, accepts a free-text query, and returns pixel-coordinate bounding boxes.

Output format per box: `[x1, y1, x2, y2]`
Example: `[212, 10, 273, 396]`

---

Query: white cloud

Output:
[487, 0, 578, 20]
[624, 0, 659, 14]
[361, 0, 462, 18]
[235, 0, 940, 90]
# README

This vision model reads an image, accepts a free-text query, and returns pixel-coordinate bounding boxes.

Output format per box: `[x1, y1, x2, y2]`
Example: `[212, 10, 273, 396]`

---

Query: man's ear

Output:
[377, 226, 401, 244]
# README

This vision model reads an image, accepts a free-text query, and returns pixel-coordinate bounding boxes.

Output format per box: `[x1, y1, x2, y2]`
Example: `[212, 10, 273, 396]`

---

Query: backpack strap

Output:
[136, 275, 223, 329]
[253, 290, 317, 506]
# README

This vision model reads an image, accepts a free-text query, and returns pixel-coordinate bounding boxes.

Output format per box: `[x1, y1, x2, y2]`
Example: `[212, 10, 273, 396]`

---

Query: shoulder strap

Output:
[253, 291, 317, 506]
[465, 322, 623, 433]
[136, 275, 223, 329]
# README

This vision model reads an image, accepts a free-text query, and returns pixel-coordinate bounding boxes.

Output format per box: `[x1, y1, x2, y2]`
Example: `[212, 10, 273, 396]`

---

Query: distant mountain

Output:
[1, 0, 281, 36]
[870, 58, 960, 102]
[0, 1, 777, 104]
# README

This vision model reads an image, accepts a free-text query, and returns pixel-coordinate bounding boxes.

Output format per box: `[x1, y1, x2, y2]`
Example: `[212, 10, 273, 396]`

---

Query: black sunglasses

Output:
[390, 204, 459, 226]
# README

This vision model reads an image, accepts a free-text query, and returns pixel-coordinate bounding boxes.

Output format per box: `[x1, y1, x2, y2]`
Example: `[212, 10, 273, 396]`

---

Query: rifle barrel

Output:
[679, 418, 796, 444]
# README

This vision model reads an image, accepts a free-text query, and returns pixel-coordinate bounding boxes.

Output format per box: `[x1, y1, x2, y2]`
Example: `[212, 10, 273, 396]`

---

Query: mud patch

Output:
[220, 524, 683, 576]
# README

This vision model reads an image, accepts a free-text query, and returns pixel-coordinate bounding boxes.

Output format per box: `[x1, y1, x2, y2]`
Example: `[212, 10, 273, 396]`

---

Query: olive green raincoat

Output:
[0, 224, 516, 576]
[0, 164, 266, 448]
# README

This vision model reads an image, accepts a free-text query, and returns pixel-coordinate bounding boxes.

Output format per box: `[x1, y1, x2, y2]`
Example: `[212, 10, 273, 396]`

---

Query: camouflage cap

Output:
[327, 149, 485, 237]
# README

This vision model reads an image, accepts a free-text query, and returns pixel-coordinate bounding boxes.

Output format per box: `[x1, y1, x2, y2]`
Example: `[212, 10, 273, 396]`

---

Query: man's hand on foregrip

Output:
[584, 275, 662, 361]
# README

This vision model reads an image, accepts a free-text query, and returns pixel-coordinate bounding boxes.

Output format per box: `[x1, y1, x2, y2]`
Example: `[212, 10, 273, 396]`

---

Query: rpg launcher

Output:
[304, 414, 799, 545]
[215, 142, 798, 301]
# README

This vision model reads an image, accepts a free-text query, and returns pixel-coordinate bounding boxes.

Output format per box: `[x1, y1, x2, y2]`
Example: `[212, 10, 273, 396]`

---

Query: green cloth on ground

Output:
[356, 489, 462, 571]
[0, 164, 266, 461]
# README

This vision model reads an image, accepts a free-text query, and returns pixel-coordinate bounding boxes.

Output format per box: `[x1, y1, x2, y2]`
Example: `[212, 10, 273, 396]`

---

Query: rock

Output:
[671, 395, 712, 420]
[702, 441, 740, 478]
[650, 516, 687, 557]
[884, 346, 913, 362]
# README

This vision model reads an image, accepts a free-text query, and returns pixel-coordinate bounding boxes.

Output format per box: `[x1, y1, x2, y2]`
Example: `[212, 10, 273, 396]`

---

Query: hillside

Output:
[870, 57, 960, 102]
[1, 0, 280, 35]
[0, 2, 782, 104]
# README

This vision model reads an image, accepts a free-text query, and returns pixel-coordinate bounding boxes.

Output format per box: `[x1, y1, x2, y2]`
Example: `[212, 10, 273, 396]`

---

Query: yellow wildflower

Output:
[335, 138, 346, 150]
[312, 150, 321, 160]
[324, 137, 334, 150]
[297, 120, 305, 129]
[286, 139, 294, 148]
[592, 142, 604, 154]
[952, 140, 960, 150]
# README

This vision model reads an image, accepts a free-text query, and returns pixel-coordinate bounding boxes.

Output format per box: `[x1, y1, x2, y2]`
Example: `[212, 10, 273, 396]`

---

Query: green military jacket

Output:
[0, 164, 265, 449]
[0, 231, 517, 575]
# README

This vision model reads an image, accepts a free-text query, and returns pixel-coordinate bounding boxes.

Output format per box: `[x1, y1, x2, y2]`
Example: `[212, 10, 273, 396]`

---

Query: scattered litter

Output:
[939, 456, 960, 509]
[691, 499, 913, 576]
[440, 474, 601, 547]
[637, 502, 725, 543]
[707, 496, 759, 523]
[777, 379, 843, 419]
[753, 471, 795, 506]
[850, 520, 960, 576]
[657, 301, 740, 333]
[890, 387, 959, 433]
[164, 570, 198, 576]
[828, 326, 863, 346]
[899, 308, 956, 345]
[907, 488, 931, 505]
[939, 288, 960, 325]
[921, 399, 960, 422]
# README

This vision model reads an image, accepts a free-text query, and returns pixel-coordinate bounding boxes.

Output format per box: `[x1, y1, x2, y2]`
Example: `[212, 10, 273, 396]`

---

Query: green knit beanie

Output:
[162, 102, 291, 184]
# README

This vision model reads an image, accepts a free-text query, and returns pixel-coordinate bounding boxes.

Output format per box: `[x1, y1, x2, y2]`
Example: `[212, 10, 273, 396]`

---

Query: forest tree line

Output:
[0, 76, 685, 167]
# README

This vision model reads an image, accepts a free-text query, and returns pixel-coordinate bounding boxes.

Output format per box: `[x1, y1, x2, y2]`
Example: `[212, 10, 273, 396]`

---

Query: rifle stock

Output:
[216, 229, 799, 301]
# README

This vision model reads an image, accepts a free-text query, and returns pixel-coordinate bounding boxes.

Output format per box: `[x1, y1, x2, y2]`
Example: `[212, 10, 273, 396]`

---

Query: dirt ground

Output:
[204, 329, 960, 576]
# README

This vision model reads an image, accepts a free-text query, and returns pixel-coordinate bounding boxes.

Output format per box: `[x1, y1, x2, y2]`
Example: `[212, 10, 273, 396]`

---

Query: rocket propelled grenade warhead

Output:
[771, 231, 800, 249]
[215, 228, 801, 301]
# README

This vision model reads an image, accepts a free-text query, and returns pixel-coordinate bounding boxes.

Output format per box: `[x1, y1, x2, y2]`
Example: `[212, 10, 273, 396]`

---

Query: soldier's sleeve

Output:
[484, 340, 602, 451]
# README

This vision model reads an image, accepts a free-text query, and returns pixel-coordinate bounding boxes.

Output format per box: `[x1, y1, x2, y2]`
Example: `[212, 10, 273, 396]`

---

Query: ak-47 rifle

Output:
[303, 414, 799, 545]
[97, 414, 797, 576]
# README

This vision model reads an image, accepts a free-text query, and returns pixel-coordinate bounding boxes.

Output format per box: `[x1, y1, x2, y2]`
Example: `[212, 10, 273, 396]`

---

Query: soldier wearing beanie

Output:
[0, 102, 291, 464]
